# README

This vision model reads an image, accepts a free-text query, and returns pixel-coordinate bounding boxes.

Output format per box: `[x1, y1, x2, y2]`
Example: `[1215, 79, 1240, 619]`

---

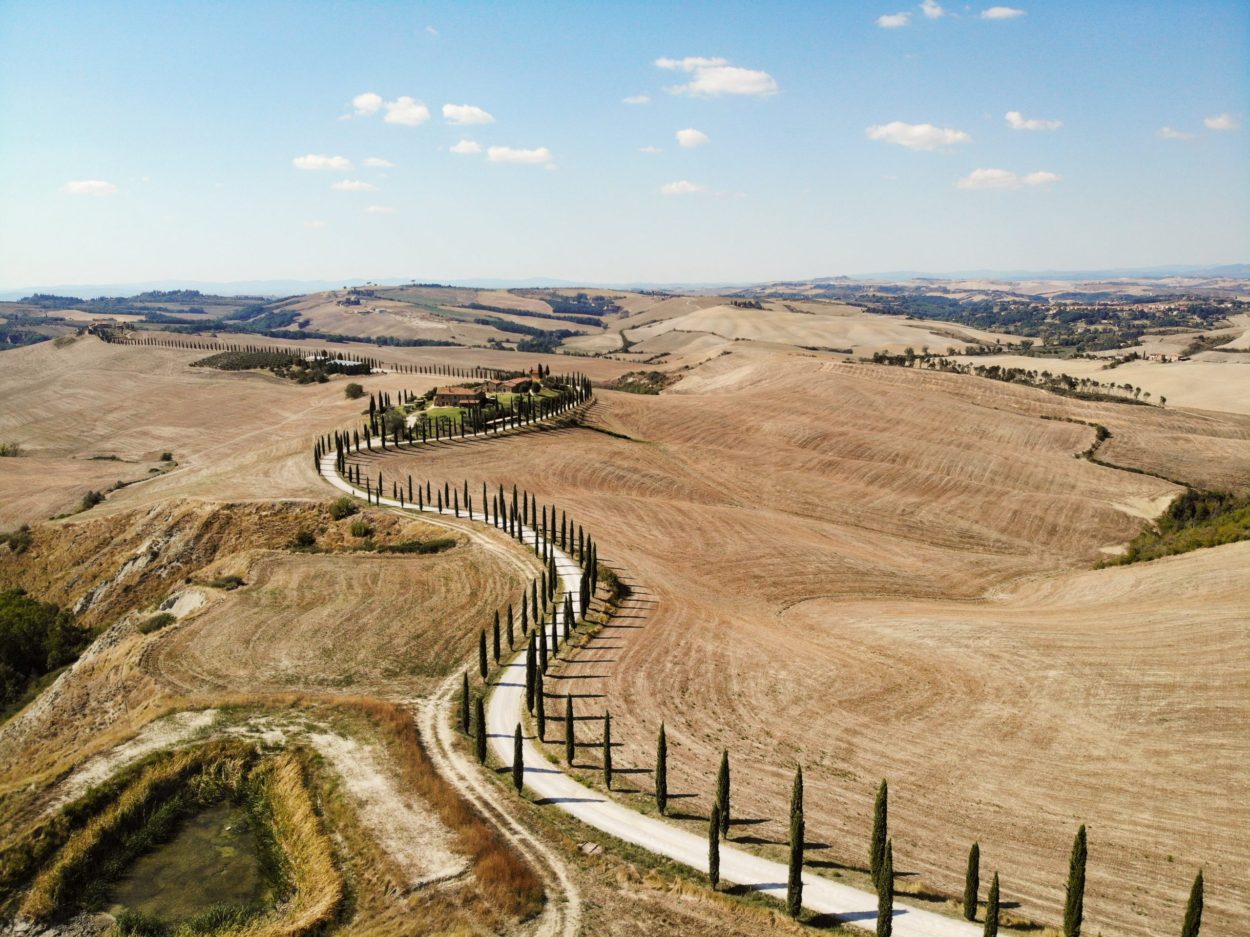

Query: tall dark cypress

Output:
[474, 695, 487, 764]
[492, 612, 501, 663]
[1180, 870, 1203, 937]
[877, 840, 893, 937]
[539, 625, 549, 672]
[871, 780, 889, 888]
[1064, 825, 1087, 937]
[715, 750, 731, 839]
[983, 872, 1000, 937]
[507, 605, 515, 649]
[564, 594, 574, 638]
[512, 724, 524, 793]
[564, 694, 575, 765]
[787, 766, 804, 918]
[520, 599, 529, 636]
[479, 631, 488, 681]
[964, 842, 980, 921]
[708, 804, 721, 890]
[525, 640, 536, 712]
[602, 711, 613, 789]
[536, 671, 546, 740]
[460, 672, 470, 733]
[655, 723, 668, 815]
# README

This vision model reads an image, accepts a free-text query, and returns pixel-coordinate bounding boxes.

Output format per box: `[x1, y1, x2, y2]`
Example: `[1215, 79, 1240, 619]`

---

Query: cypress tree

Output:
[460, 672, 470, 733]
[525, 640, 536, 712]
[479, 631, 488, 681]
[539, 625, 549, 672]
[531, 581, 539, 624]
[564, 694, 575, 765]
[1180, 870, 1203, 937]
[983, 872, 1000, 937]
[715, 750, 731, 839]
[877, 840, 893, 937]
[520, 599, 529, 635]
[492, 612, 501, 663]
[655, 723, 668, 815]
[512, 724, 524, 793]
[787, 766, 804, 918]
[602, 711, 613, 789]
[964, 842, 980, 921]
[536, 672, 546, 740]
[507, 605, 515, 649]
[564, 594, 574, 638]
[1063, 825, 1087, 937]
[871, 780, 889, 888]
[474, 695, 487, 764]
[708, 804, 721, 890]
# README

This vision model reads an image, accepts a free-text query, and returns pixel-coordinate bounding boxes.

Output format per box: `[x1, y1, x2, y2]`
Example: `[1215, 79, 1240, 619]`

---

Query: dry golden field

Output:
[369, 350, 1250, 937]
[1, 331, 1247, 935]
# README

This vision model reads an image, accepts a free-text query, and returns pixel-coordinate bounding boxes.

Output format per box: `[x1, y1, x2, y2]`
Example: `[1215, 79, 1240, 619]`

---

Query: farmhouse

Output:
[433, 386, 486, 407]
[485, 376, 532, 393]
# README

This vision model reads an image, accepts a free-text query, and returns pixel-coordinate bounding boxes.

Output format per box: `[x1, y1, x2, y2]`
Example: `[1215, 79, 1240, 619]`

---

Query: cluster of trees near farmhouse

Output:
[312, 371, 592, 480]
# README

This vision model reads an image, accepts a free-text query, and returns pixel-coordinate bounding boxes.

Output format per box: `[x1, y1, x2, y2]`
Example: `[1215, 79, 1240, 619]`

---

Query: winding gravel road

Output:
[319, 399, 982, 937]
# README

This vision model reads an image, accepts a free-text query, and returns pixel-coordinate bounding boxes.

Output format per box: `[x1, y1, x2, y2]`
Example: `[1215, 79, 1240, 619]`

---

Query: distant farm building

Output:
[485, 376, 532, 393]
[433, 386, 486, 407]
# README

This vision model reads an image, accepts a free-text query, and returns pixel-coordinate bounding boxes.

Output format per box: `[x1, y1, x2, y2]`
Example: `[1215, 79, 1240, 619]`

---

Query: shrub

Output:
[138, 613, 177, 634]
[1, 525, 32, 554]
[206, 576, 245, 590]
[344, 382, 365, 399]
[0, 590, 88, 712]
[328, 496, 357, 521]
[376, 537, 456, 555]
[79, 490, 105, 512]
[0, 441, 20, 457]
[290, 530, 316, 549]
[114, 909, 168, 936]
[349, 518, 373, 538]
[159, 451, 173, 462]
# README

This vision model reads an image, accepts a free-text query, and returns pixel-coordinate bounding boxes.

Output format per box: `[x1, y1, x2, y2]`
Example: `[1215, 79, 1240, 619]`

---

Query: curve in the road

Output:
[318, 394, 982, 937]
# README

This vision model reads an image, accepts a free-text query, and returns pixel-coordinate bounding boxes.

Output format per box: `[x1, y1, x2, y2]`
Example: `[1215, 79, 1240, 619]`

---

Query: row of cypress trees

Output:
[313, 371, 592, 472]
[100, 327, 518, 379]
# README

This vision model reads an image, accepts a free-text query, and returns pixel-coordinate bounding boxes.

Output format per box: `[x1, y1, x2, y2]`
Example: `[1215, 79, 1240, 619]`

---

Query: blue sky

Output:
[0, 0, 1246, 287]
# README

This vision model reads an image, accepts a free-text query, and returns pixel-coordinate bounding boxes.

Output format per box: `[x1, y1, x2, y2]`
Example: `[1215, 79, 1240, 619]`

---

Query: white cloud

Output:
[332, 180, 378, 191]
[660, 180, 707, 195]
[1005, 110, 1062, 131]
[920, 0, 945, 18]
[1204, 112, 1239, 131]
[1022, 171, 1060, 186]
[366, 205, 396, 214]
[866, 120, 972, 150]
[877, 12, 911, 27]
[61, 179, 116, 196]
[623, 94, 651, 105]
[640, 145, 662, 154]
[443, 103, 495, 125]
[363, 157, 395, 168]
[1157, 126, 1194, 140]
[487, 145, 553, 165]
[293, 154, 353, 171]
[676, 128, 709, 148]
[656, 56, 728, 71]
[384, 96, 430, 126]
[981, 5, 1025, 18]
[352, 92, 383, 115]
[956, 167, 1059, 190]
[425, 25, 438, 36]
[450, 139, 482, 155]
[305, 220, 326, 229]
[657, 56, 778, 96]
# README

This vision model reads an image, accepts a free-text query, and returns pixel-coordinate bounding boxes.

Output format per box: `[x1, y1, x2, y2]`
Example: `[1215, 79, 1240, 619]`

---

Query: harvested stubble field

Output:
[0, 334, 636, 528]
[373, 348, 1249, 937]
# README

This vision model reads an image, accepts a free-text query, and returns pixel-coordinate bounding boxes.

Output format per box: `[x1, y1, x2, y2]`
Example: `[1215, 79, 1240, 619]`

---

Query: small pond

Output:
[108, 801, 266, 924]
